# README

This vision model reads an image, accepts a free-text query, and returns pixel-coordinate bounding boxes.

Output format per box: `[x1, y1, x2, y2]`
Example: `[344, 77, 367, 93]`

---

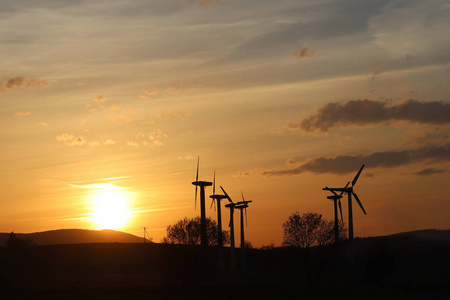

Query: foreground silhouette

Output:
[0, 229, 448, 299]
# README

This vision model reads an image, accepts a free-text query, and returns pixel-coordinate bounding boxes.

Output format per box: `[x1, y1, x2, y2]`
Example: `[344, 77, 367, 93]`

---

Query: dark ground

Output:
[0, 235, 449, 299]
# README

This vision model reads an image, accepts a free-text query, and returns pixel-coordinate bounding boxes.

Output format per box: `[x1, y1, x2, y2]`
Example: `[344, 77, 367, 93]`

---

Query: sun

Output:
[91, 185, 131, 230]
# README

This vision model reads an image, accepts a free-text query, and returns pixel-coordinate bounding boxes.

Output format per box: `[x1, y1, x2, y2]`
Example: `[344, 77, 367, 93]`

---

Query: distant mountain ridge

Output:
[0, 229, 146, 246]
[389, 229, 450, 241]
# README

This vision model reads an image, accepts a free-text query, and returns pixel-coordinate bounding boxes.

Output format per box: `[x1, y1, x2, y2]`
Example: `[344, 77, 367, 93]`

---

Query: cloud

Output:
[6, 76, 26, 89]
[261, 143, 450, 176]
[143, 111, 190, 124]
[294, 47, 314, 58]
[14, 111, 31, 117]
[86, 95, 134, 123]
[184, 0, 222, 8]
[125, 129, 168, 148]
[164, 86, 182, 95]
[413, 168, 447, 176]
[56, 133, 74, 142]
[139, 88, 158, 99]
[26, 77, 50, 88]
[289, 99, 450, 132]
[0, 76, 50, 92]
[56, 133, 87, 146]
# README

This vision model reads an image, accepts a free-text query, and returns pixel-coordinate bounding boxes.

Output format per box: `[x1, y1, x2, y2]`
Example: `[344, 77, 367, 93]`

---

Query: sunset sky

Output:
[1, 0, 449, 247]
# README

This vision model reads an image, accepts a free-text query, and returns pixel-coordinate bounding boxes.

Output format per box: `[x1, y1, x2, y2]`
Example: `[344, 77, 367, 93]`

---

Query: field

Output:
[1, 234, 449, 299]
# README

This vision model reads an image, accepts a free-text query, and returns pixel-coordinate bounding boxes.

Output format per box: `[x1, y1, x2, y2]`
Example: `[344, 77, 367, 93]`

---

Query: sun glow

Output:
[90, 184, 132, 230]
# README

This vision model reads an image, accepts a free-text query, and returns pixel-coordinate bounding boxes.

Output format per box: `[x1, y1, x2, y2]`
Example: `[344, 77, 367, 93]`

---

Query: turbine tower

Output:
[209, 171, 228, 270]
[221, 186, 237, 270]
[192, 157, 212, 247]
[235, 191, 252, 271]
[323, 164, 367, 265]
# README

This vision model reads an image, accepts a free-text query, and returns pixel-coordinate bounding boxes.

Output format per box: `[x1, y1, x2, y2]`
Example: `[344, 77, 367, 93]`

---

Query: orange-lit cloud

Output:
[262, 143, 450, 176]
[289, 99, 450, 132]
[139, 88, 158, 99]
[14, 111, 31, 117]
[56, 134, 87, 146]
[164, 86, 182, 95]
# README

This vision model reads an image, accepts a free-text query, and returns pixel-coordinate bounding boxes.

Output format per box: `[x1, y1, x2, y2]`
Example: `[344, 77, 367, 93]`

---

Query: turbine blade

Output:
[338, 199, 343, 222]
[353, 192, 367, 215]
[241, 190, 245, 202]
[196, 157, 199, 181]
[195, 187, 198, 210]
[352, 164, 365, 187]
[245, 207, 248, 227]
[220, 186, 232, 202]
[213, 170, 216, 195]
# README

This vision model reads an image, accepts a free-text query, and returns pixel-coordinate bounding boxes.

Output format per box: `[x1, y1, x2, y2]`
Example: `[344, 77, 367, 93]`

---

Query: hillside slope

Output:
[0, 229, 145, 246]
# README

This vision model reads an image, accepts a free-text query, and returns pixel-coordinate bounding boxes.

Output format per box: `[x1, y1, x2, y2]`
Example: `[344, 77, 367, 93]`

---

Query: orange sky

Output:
[0, 0, 449, 247]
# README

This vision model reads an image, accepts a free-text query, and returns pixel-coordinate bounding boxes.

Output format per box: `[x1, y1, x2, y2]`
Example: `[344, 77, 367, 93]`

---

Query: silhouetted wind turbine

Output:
[323, 164, 367, 265]
[142, 226, 151, 243]
[236, 191, 252, 270]
[192, 157, 212, 247]
[209, 171, 228, 270]
[324, 181, 348, 245]
[221, 186, 237, 270]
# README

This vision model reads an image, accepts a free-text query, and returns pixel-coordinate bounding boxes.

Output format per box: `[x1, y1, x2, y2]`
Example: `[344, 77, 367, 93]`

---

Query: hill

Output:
[389, 228, 450, 241]
[0, 229, 145, 246]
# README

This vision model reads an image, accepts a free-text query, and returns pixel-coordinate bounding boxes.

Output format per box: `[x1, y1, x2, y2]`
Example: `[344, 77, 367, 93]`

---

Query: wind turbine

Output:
[235, 191, 252, 270]
[221, 186, 237, 270]
[209, 172, 228, 269]
[324, 181, 348, 245]
[191, 157, 212, 247]
[323, 164, 367, 265]
[142, 226, 151, 243]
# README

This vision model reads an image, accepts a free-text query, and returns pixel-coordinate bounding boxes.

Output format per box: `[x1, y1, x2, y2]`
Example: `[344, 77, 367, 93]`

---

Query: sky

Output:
[0, 0, 449, 247]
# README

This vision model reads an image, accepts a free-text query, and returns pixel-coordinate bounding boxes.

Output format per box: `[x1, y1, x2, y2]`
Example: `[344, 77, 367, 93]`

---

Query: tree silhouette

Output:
[162, 216, 230, 246]
[282, 212, 347, 248]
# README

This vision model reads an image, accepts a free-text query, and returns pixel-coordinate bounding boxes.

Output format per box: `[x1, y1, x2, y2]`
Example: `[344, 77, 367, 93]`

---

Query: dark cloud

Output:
[0, 76, 49, 92]
[5, 76, 26, 89]
[294, 47, 314, 59]
[262, 143, 450, 176]
[413, 168, 447, 176]
[289, 99, 450, 132]
[184, 0, 222, 8]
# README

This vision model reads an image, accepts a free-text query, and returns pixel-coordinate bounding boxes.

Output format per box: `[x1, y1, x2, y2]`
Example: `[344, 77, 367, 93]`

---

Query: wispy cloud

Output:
[413, 168, 447, 176]
[141, 111, 191, 125]
[139, 88, 158, 99]
[26, 77, 50, 88]
[86, 95, 134, 123]
[14, 111, 31, 117]
[126, 129, 168, 148]
[289, 99, 450, 132]
[260, 143, 450, 176]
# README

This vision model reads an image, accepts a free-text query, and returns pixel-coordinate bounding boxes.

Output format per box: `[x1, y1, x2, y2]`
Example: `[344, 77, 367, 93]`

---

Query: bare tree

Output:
[161, 216, 230, 246]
